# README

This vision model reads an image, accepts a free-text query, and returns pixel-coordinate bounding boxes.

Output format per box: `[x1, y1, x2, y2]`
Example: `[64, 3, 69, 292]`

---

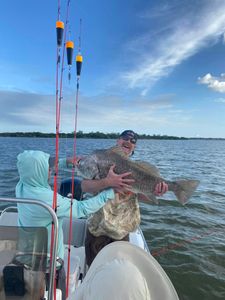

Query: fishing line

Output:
[57, 0, 61, 20]
[78, 18, 82, 53]
[66, 19, 83, 298]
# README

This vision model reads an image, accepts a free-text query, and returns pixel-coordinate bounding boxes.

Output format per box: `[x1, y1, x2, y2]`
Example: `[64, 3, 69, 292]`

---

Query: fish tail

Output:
[171, 180, 200, 205]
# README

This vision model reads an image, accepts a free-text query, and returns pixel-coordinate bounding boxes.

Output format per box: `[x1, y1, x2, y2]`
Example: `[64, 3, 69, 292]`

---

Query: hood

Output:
[17, 150, 50, 188]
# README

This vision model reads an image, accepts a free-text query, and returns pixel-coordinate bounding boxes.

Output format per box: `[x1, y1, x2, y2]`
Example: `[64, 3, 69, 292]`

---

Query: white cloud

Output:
[122, 1, 225, 94]
[198, 73, 225, 93]
[0, 90, 194, 134]
[1, 89, 225, 137]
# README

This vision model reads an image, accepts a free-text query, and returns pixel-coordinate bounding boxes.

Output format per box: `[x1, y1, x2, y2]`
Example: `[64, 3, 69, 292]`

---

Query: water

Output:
[0, 137, 225, 299]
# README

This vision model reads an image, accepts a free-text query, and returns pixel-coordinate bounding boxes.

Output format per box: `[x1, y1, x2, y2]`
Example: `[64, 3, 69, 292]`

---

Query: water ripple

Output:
[1, 138, 225, 300]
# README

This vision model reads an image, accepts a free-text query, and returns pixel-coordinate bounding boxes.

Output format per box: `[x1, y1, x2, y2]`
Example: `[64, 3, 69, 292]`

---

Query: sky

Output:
[1, 0, 225, 138]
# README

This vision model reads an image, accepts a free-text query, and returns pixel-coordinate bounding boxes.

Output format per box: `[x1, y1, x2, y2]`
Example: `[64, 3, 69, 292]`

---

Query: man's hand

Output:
[66, 156, 83, 167]
[81, 164, 135, 195]
[105, 164, 135, 190]
[154, 182, 168, 196]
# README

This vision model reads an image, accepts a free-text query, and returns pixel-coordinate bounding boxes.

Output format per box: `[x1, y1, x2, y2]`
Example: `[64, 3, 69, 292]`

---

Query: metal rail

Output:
[138, 226, 151, 253]
[0, 197, 58, 300]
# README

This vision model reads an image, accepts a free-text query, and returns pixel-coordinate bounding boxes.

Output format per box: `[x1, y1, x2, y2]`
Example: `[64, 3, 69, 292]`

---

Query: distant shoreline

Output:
[0, 131, 224, 140]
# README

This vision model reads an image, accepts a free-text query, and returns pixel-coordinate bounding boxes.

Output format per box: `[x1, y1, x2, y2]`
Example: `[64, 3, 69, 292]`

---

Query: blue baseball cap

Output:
[119, 130, 138, 144]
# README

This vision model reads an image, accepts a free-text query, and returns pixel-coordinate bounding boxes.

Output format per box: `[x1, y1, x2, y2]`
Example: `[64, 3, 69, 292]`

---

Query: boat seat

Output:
[0, 265, 45, 300]
[63, 218, 87, 282]
[0, 211, 18, 226]
[0, 212, 87, 247]
[0, 225, 47, 300]
[64, 247, 81, 295]
[0, 212, 87, 249]
[63, 218, 87, 247]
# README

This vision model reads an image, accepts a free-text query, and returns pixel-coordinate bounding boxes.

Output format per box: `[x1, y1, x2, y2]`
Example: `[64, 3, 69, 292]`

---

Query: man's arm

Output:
[81, 165, 135, 194]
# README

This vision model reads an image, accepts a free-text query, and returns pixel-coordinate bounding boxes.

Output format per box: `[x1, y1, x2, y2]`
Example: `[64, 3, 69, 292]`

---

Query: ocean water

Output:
[0, 137, 225, 299]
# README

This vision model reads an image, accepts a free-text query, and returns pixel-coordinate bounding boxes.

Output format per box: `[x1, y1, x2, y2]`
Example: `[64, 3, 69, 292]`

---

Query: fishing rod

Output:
[66, 18, 83, 298]
[52, 0, 71, 228]
[53, 0, 71, 216]
[51, 1, 72, 299]
[57, 0, 71, 127]
[53, 12, 64, 214]
[50, 2, 64, 298]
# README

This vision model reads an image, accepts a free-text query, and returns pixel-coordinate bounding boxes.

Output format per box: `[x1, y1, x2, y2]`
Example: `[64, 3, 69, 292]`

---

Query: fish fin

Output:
[172, 180, 200, 205]
[137, 193, 158, 204]
[135, 160, 160, 176]
[108, 146, 129, 159]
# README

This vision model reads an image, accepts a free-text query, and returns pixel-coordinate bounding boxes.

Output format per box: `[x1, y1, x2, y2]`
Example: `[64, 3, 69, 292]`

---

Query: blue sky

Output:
[1, 0, 225, 138]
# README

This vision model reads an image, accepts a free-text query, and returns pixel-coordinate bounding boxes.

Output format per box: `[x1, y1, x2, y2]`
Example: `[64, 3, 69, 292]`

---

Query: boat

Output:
[0, 195, 179, 299]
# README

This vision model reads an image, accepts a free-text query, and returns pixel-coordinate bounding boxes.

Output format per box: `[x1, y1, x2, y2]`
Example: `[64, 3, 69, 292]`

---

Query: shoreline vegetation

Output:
[0, 131, 224, 140]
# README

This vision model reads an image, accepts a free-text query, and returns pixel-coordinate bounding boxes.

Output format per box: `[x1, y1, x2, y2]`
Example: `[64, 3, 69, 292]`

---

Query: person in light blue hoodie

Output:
[15, 150, 129, 299]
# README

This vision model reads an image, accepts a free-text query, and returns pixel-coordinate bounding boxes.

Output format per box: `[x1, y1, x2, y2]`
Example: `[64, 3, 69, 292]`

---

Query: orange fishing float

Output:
[76, 53, 83, 77]
[66, 41, 74, 65]
[56, 21, 64, 47]
[66, 40, 74, 81]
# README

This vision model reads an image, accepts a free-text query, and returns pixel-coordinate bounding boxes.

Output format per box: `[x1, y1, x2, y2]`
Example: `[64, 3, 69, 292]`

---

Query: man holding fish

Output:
[76, 130, 170, 266]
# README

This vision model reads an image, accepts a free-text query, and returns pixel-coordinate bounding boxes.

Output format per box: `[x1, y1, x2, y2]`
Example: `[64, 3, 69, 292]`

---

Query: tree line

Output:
[0, 131, 188, 139]
[0, 131, 224, 140]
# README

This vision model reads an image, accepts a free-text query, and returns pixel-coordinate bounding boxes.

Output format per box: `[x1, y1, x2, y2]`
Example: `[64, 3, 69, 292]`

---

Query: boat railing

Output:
[0, 205, 18, 215]
[0, 197, 58, 300]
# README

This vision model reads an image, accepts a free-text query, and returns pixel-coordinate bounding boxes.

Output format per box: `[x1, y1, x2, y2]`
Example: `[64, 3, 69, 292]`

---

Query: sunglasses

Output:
[121, 135, 137, 144]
